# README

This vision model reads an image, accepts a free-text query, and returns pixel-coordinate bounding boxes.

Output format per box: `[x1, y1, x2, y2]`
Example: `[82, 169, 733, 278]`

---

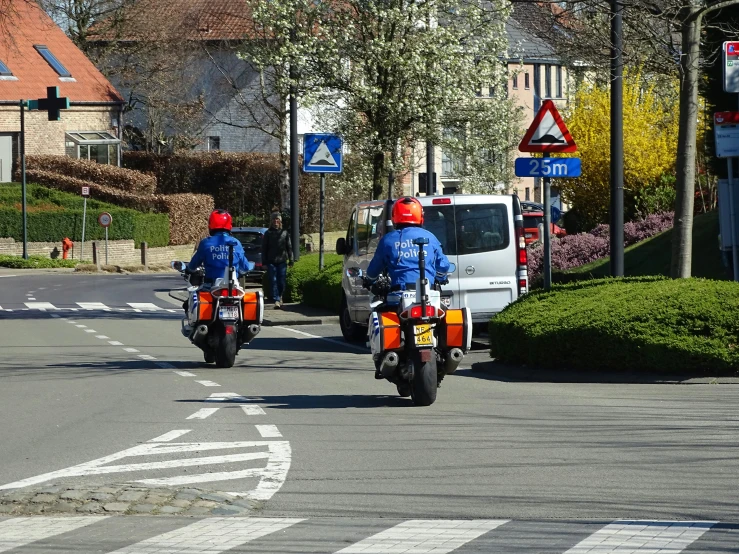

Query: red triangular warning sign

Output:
[518, 100, 577, 153]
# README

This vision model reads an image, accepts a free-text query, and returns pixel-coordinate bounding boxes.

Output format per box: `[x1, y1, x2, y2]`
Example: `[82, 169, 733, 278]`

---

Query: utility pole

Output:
[426, 142, 435, 195]
[610, 0, 624, 276]
[289, 29, 300, 262]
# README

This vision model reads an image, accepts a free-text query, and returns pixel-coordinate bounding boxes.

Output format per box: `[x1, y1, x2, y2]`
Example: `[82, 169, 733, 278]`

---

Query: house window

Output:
[489, 86, 495, 97]
[208, 136, 221, 151]
[65, 132, 120, 166]
[525, 187, 530, 201]
[545, 65, 552, 98]
[34, 45, 72, 78]
[524, 72, 530, 90]
[512, 74, 518, 89]
[556, 66, 563, 98]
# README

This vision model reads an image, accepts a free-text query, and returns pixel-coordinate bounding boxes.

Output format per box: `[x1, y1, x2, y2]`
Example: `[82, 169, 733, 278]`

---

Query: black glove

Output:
[362, 276, 375, 290]
[436, 275, 449, 286]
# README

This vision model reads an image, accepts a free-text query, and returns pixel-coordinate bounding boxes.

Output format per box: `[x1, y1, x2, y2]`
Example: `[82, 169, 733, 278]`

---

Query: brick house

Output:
[0, 2, 124, 183]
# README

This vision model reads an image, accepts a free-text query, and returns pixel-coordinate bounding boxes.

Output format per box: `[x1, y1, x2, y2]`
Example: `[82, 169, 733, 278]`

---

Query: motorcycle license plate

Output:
[414, 324, 433, 346]
[219, 305, 239, 320]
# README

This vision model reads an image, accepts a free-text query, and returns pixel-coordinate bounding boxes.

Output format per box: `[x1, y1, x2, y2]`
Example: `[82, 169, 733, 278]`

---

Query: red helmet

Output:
[391, 197, 424, 226]
[208, 209, 232, 232]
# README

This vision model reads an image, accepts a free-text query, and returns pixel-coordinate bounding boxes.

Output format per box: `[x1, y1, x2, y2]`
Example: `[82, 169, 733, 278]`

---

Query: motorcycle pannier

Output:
[443, 308, 470, 351]
[242, 291, 260, 322]
[197, 291, 214, 321]
[379, 311, 402, 351]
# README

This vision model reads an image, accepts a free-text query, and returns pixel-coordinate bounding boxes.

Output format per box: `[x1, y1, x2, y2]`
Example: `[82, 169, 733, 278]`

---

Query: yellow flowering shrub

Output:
[560, 71, 679, 226]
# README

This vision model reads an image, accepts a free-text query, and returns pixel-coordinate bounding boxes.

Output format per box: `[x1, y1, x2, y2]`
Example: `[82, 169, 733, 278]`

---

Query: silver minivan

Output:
[335, 194, 529, 341]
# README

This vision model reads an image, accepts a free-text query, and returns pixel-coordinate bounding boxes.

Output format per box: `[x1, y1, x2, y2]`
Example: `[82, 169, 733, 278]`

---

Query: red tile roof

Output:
[0, 2, 122, 102]
[93, 0, 255, 42]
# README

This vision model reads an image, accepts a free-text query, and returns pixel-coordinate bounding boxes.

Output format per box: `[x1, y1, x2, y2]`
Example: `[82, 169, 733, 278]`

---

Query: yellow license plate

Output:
[414, 324, 433, 346]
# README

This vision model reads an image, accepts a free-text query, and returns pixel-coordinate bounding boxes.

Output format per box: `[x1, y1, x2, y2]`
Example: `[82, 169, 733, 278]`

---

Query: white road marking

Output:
[95, 335, 110, 339]
[195, 380, 221, 387]
[186, 408, 221, 420]
[242, 405, 266, 416]
[564, 520, 716, 554]
[174, 370, 195, 376]
[84, 329, 97, 333]
[24, 302, 57, 310]
[67, 320, 76, 324]
[109, 518, 304, 554]
[0, 440, 292, 501]
[206, 392, 254, 402]
[335, 519, 509, 554]
[138, 354, 157, 360]
[128, 302, 161, 311]
[77, 302, 111, 311]
[75, 324, 87, 328]
[123, 347, 139, 353]
[148, 430, 191, 442]
[0, 275, 17, 278]
[108, 341, 123, 346]
[27, 297, 36, 301]
[0, 516, 109, 553]
[256, 425, 282, 438]
[276, 325, 369, 353]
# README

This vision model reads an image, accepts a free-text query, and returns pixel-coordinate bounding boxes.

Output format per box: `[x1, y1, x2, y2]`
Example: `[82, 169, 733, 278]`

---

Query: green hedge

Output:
[489, 277, 739, 373]
[0, 255, 77, 269]
[0, 208, 169, 247]
[0, 183, 123, 212]
[262, 253, 344, 312]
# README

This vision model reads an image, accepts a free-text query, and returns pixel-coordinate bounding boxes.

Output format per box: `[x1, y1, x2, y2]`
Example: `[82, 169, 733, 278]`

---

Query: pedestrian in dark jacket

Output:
[262, 212, 294, 308]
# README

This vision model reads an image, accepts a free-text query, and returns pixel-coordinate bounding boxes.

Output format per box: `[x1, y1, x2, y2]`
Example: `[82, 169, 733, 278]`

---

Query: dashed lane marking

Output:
[123, 347, 139, 353]
[256, 425, 282, 438]
[186, 408, 220, 420]
[242, 405, 266, 416]
[173, 369, 195, 376]
[108, 341, 123, 346]
[24, 302, 57, 310]
[195, 380, 221, 387]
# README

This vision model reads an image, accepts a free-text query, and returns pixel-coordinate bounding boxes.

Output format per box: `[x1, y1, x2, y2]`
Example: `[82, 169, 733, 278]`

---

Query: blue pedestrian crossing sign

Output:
[303, 133, 343, 173]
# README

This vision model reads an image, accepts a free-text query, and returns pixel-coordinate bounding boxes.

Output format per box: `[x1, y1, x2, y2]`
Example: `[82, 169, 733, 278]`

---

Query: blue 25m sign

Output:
[514, 157, 581, 178]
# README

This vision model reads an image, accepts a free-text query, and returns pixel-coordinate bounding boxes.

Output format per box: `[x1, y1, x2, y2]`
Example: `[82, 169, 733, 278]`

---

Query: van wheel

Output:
[340, 293, 366, 343]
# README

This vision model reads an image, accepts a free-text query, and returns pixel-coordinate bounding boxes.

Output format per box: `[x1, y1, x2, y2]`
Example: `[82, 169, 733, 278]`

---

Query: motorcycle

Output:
[171, 245, 263, 368]
[349, 237, 472, 406]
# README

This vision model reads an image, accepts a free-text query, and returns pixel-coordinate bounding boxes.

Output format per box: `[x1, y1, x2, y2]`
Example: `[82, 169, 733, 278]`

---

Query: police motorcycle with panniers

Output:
[349, 197, 472, 406]
[171, 210, 264, 368]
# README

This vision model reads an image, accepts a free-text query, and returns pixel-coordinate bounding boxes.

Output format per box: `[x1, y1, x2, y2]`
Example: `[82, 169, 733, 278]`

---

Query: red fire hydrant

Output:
[62, 237, 73, 260]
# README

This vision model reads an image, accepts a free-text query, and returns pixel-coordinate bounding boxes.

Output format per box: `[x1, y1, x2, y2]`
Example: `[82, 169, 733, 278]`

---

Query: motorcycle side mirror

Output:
[346, 267, 363, 278]
[448, 263, 457, 273]
[171, 261, 185, 271]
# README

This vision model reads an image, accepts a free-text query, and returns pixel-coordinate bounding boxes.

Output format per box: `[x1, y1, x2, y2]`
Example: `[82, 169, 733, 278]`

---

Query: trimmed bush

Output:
[156, 194, 213, 246]
[0, 255, 77, 269]
[0, 207, 169, 247]
[26, 156, 156, 195]
[489, 277, 739, 373]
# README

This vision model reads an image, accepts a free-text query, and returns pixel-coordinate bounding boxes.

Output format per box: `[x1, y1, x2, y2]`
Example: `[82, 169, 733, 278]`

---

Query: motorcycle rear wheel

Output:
[215, 332, 238, 368]
[396, 383, 411, 397]
[410, 351, 437, 406]
[203, 349, 216, 364]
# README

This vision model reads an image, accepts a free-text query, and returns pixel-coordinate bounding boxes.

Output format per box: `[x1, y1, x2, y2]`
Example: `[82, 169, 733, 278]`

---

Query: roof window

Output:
[0, 59, 12, 76]
[34, 45, 72, 78]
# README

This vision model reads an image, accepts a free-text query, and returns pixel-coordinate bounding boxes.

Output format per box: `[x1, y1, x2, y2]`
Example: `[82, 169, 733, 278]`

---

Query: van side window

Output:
[356, 207, 370, 255]
[456, 205, 510, 254]
[366, 206, 384, 254]
[346, 209, 357, 253]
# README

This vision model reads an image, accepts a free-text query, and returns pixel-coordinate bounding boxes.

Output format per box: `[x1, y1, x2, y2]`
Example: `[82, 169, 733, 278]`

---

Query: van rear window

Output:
[423, 204, 510, 255]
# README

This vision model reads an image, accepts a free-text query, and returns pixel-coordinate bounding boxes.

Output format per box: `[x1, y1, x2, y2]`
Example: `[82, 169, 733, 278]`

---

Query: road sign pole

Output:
[729, 158, 739, 282]
[80, 197, 87, 261]
[105, 226, 109, 265]
[543, 154, 552, 290]
[319, 172, 325, 271]
[20, 100, 28, 260]
[610, 0, 625, 277]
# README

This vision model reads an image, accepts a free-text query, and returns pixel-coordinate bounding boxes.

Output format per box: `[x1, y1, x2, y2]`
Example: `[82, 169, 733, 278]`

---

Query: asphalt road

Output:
[0, 272, 738, 553]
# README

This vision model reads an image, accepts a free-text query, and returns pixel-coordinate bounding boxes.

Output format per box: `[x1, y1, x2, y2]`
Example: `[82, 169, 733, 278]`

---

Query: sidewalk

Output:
[168, 289, 338, 326]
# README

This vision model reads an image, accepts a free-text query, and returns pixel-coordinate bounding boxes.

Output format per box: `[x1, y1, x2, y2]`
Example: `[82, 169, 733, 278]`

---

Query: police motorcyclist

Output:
[365, 196, 451, 292]
[183, 210, 253, 320]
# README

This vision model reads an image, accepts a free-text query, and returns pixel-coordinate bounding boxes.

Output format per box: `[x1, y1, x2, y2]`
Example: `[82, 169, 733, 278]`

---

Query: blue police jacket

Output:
[188, 232, 254, 281]
[366, 226, 451, 288]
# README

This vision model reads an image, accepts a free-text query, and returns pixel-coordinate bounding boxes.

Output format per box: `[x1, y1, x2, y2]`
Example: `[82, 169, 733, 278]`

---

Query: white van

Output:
[335, 194, 529, 341]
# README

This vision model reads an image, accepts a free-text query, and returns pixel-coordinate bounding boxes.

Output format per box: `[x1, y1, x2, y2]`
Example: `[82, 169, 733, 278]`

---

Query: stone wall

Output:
[0, 238, 194, 266]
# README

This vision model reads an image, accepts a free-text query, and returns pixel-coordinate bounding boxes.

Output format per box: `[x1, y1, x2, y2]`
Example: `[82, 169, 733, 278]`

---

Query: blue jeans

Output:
[267, 262, 287, 301]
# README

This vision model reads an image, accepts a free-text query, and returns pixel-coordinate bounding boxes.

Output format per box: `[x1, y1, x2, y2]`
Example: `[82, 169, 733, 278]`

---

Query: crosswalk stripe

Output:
[77, 302, 110, 310]
[564, 520, 715, 554]
[24, 302, 57, 310]
[128, 303, 161, 311]
[0, 516, 108, 553]
[109, 518, 304, 554]
[335, 519, 509, 554]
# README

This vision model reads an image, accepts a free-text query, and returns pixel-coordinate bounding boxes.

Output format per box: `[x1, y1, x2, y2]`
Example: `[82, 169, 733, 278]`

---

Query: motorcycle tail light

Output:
[211, 288, 243, 298]
[409, 305, 438, 318]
